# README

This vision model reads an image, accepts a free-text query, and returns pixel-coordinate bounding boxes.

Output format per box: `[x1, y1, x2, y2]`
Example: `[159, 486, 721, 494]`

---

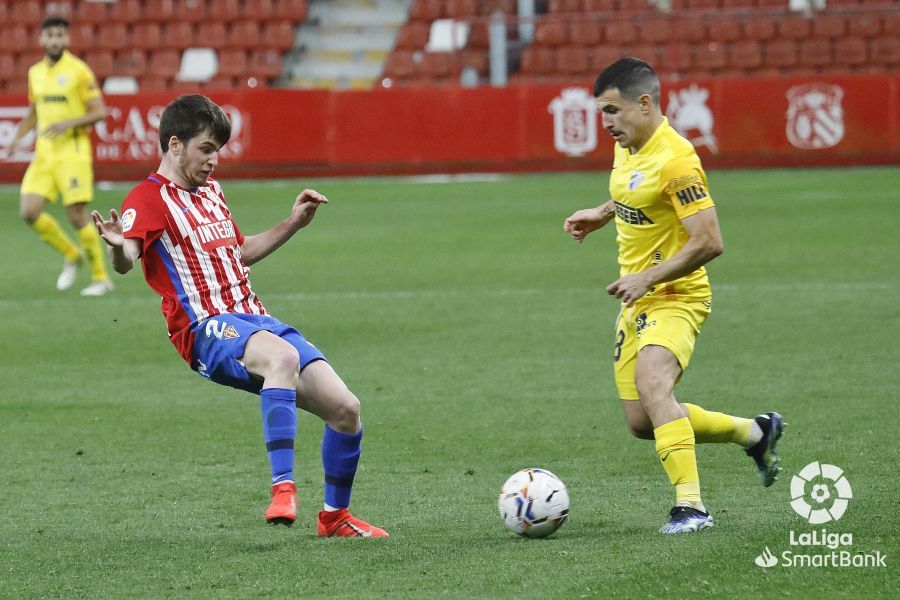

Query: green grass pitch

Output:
[1, 167, 897, 598]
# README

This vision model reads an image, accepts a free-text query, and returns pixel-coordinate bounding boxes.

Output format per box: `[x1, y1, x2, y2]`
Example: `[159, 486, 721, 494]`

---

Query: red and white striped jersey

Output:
[121, 173, 268, 363]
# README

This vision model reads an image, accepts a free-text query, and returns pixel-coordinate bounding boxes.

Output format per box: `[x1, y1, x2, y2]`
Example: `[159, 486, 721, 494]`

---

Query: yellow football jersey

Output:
[609, 117, 716, 302]
[27, 50, 100, 162]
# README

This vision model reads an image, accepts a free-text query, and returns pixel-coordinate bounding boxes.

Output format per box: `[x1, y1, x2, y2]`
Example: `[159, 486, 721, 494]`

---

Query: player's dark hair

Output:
[41, 16, 70, 29]
[593, 58, 660, 105]
[158, 94, 232, 153]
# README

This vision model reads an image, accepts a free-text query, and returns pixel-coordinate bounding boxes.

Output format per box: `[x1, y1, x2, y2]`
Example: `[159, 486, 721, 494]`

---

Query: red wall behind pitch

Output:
[0, 74, 897, 183]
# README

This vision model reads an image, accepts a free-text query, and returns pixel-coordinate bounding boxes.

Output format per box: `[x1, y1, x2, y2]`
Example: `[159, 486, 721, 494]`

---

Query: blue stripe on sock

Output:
[322, 425, 362, 510]
[260, 388, 297, 485]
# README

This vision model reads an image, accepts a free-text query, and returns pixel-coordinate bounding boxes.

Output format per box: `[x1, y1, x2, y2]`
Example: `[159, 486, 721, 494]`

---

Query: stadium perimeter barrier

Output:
[1, 73, 897, 182]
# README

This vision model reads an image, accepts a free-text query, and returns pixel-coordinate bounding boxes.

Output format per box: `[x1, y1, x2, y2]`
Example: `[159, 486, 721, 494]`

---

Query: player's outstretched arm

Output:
[564, 200, 616, 243]
[242, 189, 329, 266]
[5, 104, 36, 159]
[91, 209, 140, 274]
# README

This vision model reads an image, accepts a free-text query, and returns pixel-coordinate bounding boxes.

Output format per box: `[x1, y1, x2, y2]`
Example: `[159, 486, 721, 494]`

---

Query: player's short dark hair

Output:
[158, 94, 232, 153]
[593, 58, 660, 105]
[41, 16, 70, 29]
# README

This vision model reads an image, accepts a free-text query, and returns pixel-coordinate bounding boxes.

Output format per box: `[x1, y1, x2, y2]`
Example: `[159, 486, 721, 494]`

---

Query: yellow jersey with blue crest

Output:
[609, 117, 715, 302]
[27, 50, 100, 162]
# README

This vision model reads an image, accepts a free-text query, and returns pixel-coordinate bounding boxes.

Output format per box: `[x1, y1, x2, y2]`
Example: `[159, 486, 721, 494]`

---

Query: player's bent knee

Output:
[329, 392, 361, 432]
[627, 424, 655, 440]
[267, 347, 301, 385]
[20, 205, 40, 224]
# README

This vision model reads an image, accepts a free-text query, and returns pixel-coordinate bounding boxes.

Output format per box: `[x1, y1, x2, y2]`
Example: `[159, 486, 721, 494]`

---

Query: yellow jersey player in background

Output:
[564, 58, 784, 534]
[6, 16, 112, 296]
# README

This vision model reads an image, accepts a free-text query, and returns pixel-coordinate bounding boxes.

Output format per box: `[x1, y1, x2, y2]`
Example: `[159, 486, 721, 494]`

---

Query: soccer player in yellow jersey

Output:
[564, 59, 784, 534]
[6, 16, 112, 296]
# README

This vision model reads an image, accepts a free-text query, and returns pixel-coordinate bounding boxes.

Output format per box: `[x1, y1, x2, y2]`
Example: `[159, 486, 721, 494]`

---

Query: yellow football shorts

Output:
[613, 298, 711, 400]
[21, 156, 94, 205]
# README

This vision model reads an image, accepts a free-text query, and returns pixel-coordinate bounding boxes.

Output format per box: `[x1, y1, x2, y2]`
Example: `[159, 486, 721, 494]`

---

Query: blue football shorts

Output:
[190, 313, 326, 394]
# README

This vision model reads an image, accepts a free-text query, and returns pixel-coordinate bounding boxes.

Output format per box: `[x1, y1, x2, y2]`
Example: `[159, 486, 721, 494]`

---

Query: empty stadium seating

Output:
[0, 0, 307, 92]
[385, 1, 898, 86]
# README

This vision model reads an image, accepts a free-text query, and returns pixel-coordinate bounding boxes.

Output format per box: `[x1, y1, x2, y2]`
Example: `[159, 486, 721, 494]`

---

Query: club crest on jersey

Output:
[205, 319, 240, 340]
[629, 170, 645, 191]
[57, 75, 68, 86]
[120, 208, 136, 232]
[223, 325, 240, 339]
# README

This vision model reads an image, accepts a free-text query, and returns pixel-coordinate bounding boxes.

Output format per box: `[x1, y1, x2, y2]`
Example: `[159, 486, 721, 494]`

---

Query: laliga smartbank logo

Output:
[754, 462, 886, 569]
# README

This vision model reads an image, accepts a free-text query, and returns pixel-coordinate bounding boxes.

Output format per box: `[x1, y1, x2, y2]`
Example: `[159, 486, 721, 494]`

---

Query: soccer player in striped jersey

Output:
[91, 94, 387, 537]
[6, 16, 112, 296]
[564, 59, 784, 534]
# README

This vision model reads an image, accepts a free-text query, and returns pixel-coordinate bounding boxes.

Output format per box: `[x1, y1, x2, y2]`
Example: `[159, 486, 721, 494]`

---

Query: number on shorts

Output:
[613, 329, 625, 362]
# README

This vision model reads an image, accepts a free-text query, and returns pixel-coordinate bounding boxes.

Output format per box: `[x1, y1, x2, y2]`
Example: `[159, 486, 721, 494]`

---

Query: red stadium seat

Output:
[0, 54, 15, 80]
[604, 19, 637, 46]
[657, 43, 692, 71]
[811, 15, 845, 39]
[243, 0, 275, 20]
[519, 47, 555, 75]
[729, 40, 762, 70]
[206, 74, 239, 89]
[96, 23, 129, 52]
[420, 52, 454, 78]
[569, 21, 603, 46]
[756, 0, 788, 7]
[764, 40, 798, 69]
[68, 23, 95, 54]
[619, 0, 653, 13]
[384, 50, 418, 79]
[869, 36, 899, 67]
[480, 0, 517, 16]
[694, 42, 727, 71]
[638, 17, 670, 45]
[195, 22, 228, 48]
[217, 49, 249, 77]
[15, 50, 45, 73]
[249, 49, 284, 79]
[583, 0, 615, 11]
[556, 46, 591, 76]
[686, 0, 717, 10]
[142, 0, 176, 23]
[589, 46, 625, 72]
[832, 37, 867, 68]
[798, 39, 832, 68]
[3, 79, 30, 95]
[671, 19, 705, 43]
[535, 21, 568, 47]
[215, 0, 244, 23]
[132, 23, 163, 51]
[409, 0, 444, 22]
[720, 0, 757, 8]
[549, 0, 584, 12]
[273, 0, 309, 21]
[139, 75, 171, 91]
[706, 17, 742, 43]
[742, 14, 777, 41]
[148, 50, 182, 78]
[395, 23, 430, 50]
[114, 49, 148, 78]
[261, 21, 296, 51]
[10, 1, 42, 25]
[175, 0, 208, 23]
[83, 50, 114, 80]
[883, 13, 900, 36]
[466, 23, 490, 49]
[161, 22, 195, 51]
[447, 0, 480, 17]
[460, 49, 489, 75]
[845, 13, 882, 37]
[76, 0, 109, 24]
[227, 21, 262, 50]
[0, 26, 30, 54]
[778, 15, 812, 40]
[109, 0, 142, 23]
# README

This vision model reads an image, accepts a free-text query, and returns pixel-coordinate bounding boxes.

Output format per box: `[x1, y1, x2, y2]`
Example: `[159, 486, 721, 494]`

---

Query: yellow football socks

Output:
[77, 223, 109, 282]
[683, 403, 752, 446]
[654, 417, 703, 510]
[32, 213, 80, 262]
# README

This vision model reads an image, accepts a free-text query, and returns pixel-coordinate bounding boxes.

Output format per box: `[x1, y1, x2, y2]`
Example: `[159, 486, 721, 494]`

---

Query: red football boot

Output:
[264, 482, 297, 526]
[316, 508, 389, 538]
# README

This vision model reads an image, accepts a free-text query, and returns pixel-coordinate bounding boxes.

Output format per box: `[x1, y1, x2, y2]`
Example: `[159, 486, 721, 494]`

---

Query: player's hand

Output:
[5, 141, 17, 159]
[606, 273, 652, 307]
[289, 189, 329, 230]
[91, 209, 125, 247]
[564, 206, 613, 243]
[42, 122, 70, 140]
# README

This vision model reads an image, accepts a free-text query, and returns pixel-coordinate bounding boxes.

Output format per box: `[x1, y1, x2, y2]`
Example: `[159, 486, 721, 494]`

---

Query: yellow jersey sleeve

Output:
[77, 62, 101, 104]
[660, 157, 715, 220]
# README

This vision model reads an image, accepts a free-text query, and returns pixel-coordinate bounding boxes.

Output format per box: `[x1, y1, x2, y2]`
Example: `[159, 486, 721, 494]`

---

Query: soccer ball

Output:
[498, 468, 569, 538]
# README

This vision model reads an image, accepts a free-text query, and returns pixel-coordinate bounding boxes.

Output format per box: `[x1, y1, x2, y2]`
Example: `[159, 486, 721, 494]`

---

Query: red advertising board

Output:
[0, 74, 897, 183]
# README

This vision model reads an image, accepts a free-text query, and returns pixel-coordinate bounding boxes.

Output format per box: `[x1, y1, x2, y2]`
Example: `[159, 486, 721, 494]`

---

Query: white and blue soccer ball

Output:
[498, 468, 569, 538]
